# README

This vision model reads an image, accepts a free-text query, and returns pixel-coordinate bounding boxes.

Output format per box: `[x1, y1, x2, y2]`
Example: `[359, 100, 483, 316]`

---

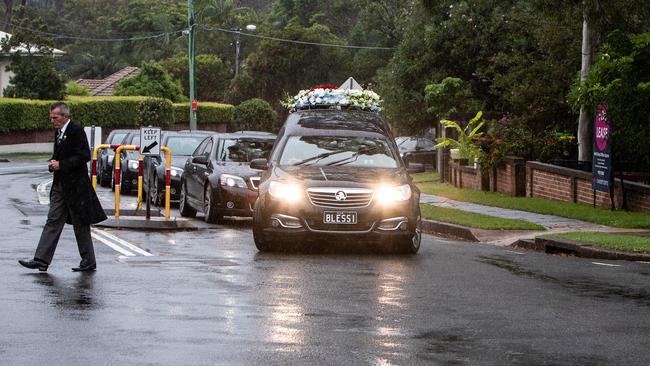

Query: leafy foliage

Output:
[233, 98, 279, 132]
[135, 98, 173, 128]
[172, 102, 234, 126]
[434, 111, 485, 160]
[568, 32, 650, 168]
[114, 62, 185, 102]
[162, 54, 230, 102]
[65, 81, 91, 96]
[0, 16, 65, 100]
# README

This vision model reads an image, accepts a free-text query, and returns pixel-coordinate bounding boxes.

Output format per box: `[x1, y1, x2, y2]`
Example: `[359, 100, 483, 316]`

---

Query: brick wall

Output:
[448, 156, 526, 196]
[526, 161, 650, 213]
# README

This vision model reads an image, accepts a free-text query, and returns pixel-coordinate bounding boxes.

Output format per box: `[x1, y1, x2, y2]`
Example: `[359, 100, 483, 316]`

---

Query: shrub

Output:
[65, 81, 91, 96]
[114, 62, 185, 102]
[233, 98, 279, 132]
[172, 102, 234, 126]
[0, 96, 173, 133]
[136, 98, 173, 128]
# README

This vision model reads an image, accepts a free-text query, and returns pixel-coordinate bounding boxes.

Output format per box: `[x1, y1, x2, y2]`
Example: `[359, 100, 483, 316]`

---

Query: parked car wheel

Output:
[203, 185, 223, 224]
[179, 181, 196, 218]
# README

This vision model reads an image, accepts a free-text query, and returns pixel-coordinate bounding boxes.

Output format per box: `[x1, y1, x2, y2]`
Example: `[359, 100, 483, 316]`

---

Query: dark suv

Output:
[250, 109, 421, 253]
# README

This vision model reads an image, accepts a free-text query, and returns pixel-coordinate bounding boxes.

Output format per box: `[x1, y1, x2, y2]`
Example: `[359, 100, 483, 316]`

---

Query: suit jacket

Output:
[51, 120, 107, 225]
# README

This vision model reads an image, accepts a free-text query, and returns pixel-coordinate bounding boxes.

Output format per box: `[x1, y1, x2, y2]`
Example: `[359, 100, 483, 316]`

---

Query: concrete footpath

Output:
[419, 193, 650, 261]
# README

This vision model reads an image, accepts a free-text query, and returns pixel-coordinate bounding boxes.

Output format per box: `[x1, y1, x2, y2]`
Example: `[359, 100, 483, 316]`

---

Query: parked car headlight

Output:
[220, 174, 247, 188]
[128, 160, 139, 170]
[269, 181, 302, 202]
[375, 184, 412, 204]
[170, 167, 183, 177]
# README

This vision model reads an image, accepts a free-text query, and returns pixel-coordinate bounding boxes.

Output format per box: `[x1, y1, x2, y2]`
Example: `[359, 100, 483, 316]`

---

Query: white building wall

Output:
[0, 60, 14, 97]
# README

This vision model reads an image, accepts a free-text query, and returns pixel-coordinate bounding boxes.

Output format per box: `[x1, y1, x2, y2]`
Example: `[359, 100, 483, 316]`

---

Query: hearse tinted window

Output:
[279, 136, 398, 168]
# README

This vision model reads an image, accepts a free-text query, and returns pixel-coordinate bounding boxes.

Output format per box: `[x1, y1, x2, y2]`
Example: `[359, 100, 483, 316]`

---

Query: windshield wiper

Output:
[291, 149, 348, 166]
[325, 146, 381, 166]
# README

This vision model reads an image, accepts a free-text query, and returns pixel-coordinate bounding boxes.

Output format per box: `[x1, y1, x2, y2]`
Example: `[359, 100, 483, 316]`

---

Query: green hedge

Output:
[172, 102, 234, 126]
[0, 97, 235, 133]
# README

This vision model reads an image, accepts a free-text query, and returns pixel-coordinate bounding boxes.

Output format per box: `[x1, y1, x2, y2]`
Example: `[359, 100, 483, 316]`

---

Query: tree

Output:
[162, 54, 230, 102]
[0, 16, 65, 100]
[568, 32, 650, 168]
[227, 19, 352, 110]
[114, 62, 184, 102]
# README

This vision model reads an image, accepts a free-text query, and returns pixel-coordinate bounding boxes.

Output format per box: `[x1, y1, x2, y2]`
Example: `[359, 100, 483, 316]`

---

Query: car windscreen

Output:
[396, 137, 417, 150]
[279, 136, 399, 168]
[165, 136, 206, 156]
[218, 138, 275, 162]
[109, 132, 127, 144]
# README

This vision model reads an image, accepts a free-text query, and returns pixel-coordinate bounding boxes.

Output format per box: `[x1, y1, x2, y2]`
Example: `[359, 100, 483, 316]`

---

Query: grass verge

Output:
[410, 171, 439, 183]
[420, 204, 545, 230]
[416, 180, 650, 229]
[0, 152, 50, 160]
[543, 232, 650, 253]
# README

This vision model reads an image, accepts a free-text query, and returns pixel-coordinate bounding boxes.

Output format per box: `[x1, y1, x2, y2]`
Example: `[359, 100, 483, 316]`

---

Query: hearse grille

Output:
[307, 187, 373, 208]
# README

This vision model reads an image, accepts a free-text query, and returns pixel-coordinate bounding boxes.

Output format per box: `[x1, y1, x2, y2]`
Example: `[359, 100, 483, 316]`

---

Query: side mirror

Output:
[250, 158, 268, 170]
[192, 155, 209, 165]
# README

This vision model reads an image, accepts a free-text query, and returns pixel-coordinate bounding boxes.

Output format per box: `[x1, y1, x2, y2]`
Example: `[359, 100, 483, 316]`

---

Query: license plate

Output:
[323, 211, 357, 224]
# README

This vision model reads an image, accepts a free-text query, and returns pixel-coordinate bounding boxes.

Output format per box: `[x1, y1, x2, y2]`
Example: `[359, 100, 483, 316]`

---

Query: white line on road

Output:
[91, 228, 153, 256]
[637, 261, 650, 264]
[591, 262, 621, 267]
[505, 250, 525, 255]
[0, 165, 45, 172]
[36, 180, 52, 204]
[91, 232, 135, 256]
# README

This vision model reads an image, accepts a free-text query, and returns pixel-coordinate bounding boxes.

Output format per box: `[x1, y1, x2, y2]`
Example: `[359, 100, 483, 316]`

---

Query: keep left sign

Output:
[140, 127, 161, 155]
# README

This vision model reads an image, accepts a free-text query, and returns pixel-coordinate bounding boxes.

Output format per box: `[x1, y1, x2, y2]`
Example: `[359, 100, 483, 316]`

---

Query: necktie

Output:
[57, 130, 63, 143]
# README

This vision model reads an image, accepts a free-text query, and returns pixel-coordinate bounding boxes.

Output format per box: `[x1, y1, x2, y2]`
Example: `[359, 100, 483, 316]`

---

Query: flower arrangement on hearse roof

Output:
[282, 83, 383, 112]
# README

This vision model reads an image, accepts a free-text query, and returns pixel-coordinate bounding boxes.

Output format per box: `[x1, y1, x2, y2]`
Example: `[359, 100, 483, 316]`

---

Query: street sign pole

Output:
[188, 0, 197, 131]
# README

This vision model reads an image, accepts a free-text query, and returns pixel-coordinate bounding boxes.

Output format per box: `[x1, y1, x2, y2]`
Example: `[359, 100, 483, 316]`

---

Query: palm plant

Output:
[434, 111, 485, 161]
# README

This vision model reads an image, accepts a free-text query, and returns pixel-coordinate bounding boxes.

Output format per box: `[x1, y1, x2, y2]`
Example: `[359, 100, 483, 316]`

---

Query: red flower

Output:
[310, 84, 338, 91]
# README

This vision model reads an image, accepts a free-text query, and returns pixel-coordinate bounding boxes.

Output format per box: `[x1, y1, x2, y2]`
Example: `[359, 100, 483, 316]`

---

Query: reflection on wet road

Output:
[0, 165, 649, 365]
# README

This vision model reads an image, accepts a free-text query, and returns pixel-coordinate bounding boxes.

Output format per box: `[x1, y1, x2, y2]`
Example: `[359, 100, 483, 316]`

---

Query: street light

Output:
[234, 24, 256, 77]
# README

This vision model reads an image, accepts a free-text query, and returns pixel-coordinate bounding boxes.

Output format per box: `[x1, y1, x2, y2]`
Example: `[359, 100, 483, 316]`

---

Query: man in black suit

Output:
[19, 102, 107, 272]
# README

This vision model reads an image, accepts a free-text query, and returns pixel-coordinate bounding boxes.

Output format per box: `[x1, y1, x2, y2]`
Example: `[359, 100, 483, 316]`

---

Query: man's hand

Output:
[48, 160, 60, 171]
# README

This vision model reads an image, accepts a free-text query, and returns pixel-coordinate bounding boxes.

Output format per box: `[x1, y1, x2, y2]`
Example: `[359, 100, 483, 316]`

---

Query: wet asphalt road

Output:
[1, 161, 649, 365]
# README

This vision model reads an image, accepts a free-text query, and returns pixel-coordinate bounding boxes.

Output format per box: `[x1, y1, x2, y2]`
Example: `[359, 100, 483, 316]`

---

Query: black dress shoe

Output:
[18, 259, 48, 271]
[71, 263, 96, 272]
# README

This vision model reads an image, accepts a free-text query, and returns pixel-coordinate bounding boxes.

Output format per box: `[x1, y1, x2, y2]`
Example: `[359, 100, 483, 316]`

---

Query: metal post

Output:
[235, 29, 241, 77]
[437, 124, 446, 182]
[187, 0, 197, 131]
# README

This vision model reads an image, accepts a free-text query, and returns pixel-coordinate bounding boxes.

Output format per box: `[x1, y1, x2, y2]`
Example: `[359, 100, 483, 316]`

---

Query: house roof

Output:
[0, 31, 65, 56]
[76, 66, 140, 96]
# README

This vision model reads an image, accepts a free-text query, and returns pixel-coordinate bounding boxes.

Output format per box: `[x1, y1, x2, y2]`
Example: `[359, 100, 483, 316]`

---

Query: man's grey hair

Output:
[50, 101, 70, 117]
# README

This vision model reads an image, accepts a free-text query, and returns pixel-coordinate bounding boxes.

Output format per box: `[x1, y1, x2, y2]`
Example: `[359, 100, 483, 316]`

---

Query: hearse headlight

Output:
[220, 174, 247, 188]
[376, 184, 412, 204]
[269, 181, 302, 202]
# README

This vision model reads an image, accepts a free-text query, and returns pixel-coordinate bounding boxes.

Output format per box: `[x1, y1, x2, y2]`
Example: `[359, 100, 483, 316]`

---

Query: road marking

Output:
[0, 165, 44, 172]
[91, 231, 135, 256]
[637, 261, 650, 264]
[505, 250, 525, 255]
[37, 180, 52, 204]
[591, 262, 621, 267]
[91, 228, 153, 256]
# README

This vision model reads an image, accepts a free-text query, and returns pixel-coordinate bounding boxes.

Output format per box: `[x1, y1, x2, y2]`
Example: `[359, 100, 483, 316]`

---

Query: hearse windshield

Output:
[279, 135, 398, 168]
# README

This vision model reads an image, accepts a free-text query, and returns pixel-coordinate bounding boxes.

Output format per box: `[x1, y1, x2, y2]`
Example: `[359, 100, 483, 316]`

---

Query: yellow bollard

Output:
[137, 154, 143, 210]
[91, 144, 112, 190]
[114, 145, 138, 219]
[162, 146, 171, 220]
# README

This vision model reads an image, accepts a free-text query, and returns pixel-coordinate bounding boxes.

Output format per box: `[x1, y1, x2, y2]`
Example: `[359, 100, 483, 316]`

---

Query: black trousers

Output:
[34, 181, 96, 266]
